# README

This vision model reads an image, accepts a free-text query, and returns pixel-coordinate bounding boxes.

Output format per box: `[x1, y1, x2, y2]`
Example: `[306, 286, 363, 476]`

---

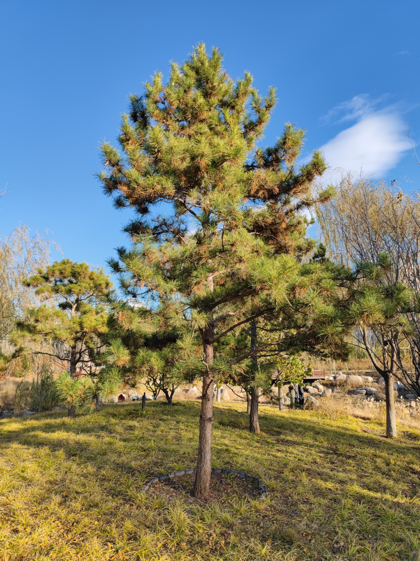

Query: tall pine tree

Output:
[99, 44, 330, 499]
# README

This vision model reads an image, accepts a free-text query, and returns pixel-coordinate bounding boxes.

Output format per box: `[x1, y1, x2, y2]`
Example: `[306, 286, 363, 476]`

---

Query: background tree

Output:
[12, 259, 113, 376]
[225, 256, 351, 431]
[99, 45, 330, 499]
[0, 225, 56, 363]
[317, 176, 420, 437]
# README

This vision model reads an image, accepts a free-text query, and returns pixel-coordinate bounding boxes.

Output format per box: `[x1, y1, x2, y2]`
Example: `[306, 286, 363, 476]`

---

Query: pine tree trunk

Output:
[194, 323, 214, 500]
[250, 386, 260, 433]
[162, 388, 173, 405]
[278, 386, 285, 411]
[249, 320, 260, 433]
[384, 373, 397, 438]
[69, 348, 77, 377]
[246, 391, 251, 414]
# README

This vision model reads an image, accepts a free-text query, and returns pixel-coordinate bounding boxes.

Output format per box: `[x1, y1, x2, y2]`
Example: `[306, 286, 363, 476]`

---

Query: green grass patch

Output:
[1, 402, 420, 560]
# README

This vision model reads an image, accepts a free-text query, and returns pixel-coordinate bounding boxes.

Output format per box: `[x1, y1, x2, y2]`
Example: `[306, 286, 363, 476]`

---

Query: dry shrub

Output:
[315, 394, 386, 423]
[316, 393, 420, 430]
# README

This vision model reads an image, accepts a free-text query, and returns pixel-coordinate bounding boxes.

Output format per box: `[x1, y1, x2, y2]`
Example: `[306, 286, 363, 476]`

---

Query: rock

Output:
[321, 389, 332, 397]
[185, 386, 201, 399]
[109, 396, 118, 403]
[313, 383, 324, 392]
[405, 394, 417, 400]
[410, 401, 417, 408]
[395, 382, 405, 389]
[346, 375, 364, 387]
[304, 386, 319, 394]
[363, 376, 374, 383]
[353, 389, 366, 395]
[335, 373, 347, 385]
[364, 387, 378, 395]
[305, 395, 319, 409]
[20, 410, 35, 416]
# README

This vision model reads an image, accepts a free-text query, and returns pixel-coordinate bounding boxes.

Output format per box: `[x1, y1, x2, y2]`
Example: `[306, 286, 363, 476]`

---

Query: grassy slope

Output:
[1, 402, 420, 561]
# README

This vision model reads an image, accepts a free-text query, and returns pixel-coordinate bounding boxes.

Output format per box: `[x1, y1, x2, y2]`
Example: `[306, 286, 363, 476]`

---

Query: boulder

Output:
[364, 387, 378, 395]
[304, 386, 319, 394]
[321, 389, 332, 397]
[405, 394, 416, 400]
[305, 395, 319, 409]
[335, 373, 347, 385]
[185, 386, 201, 399]
[353, 389, 366, 395]
[109, 396, 118, 403]
[410, 401, 417, 408]
[346, 375, 364, 387]
[313, 383, 325, 392]
[363, 376, 374, 383]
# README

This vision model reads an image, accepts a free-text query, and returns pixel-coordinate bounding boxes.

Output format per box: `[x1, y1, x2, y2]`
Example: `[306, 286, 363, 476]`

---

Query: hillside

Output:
[1, 402, 420, 560]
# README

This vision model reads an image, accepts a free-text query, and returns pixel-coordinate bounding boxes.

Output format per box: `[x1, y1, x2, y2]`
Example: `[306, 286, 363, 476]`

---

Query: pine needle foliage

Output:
[12, 259, 113, 376]
[98, 44, 330, 498]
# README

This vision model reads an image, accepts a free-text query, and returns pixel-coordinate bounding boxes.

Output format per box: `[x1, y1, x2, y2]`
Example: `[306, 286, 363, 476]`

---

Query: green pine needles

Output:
[99, 44, 331, 499]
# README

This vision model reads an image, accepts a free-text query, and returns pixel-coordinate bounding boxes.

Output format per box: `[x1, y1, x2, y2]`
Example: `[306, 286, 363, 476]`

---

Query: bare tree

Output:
[318, 175, 420, 437]
[0, 225, 57, 357]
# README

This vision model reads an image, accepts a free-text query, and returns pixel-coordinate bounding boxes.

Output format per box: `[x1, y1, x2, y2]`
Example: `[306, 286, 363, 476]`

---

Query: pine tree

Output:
[99, 44, 330, 499]
[13, 259, 113, 377]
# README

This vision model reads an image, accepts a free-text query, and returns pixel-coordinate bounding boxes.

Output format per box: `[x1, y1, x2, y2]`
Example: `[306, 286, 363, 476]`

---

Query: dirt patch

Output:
[147, 471, 264, 504]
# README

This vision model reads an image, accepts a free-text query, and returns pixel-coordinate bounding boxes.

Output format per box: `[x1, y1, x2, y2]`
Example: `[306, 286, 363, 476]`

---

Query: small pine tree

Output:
[13, 259, 113, 376]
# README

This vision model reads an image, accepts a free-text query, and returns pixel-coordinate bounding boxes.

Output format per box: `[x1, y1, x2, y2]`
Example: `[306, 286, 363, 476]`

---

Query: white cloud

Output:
[319, 103, 411, 178]
[321, 94, 388, 125]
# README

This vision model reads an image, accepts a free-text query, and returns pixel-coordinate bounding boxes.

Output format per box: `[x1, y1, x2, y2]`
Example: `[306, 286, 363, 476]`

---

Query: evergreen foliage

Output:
[99, 44, 331, 498]
[12, 259, 113, 376]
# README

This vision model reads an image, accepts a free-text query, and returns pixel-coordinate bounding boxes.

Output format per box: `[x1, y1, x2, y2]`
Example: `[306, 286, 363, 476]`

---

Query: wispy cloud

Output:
[396, 50, 411, 56]
[319, 96, 411, 177]
[321, 94, 388, 125]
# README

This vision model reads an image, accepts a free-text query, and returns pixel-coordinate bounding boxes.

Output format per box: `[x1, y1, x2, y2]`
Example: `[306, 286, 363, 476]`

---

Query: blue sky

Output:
[1, 0, 419, 274]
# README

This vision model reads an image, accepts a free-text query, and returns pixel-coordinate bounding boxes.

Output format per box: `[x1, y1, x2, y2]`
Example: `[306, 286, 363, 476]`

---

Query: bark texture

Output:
[384, 373, 397, 438]
[194, 321, 214, 499]
[68, 406, 76, 417]
[249, 386, 260, 433]
[249, 320, 260, 433]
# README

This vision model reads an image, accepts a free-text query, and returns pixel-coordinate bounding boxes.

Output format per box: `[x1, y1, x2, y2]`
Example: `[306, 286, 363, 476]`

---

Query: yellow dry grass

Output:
[0, 401, 420, 560]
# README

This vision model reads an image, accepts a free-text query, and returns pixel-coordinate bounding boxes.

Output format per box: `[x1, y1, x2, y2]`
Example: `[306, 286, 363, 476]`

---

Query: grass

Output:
[1, 402, 420, 561]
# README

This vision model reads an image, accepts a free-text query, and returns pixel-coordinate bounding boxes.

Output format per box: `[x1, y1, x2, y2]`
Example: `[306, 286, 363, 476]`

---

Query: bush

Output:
[56, 372, 94, 416]
[13, 366, 61, 413]
[29, 366, 60, 412]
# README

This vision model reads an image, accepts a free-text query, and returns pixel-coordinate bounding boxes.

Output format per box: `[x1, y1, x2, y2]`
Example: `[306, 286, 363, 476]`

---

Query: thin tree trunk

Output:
[68, 406, 76, 417]
[278, 385, 285, 411]
[162, 388, 174, 405]
[250, 386, 260, 433]
[384, 373, 397, 438]
[246, 391, 251, 414]
[216, 386, 221, 403]
[194, 322, 214, 500]
[249, 320, 260, 433]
